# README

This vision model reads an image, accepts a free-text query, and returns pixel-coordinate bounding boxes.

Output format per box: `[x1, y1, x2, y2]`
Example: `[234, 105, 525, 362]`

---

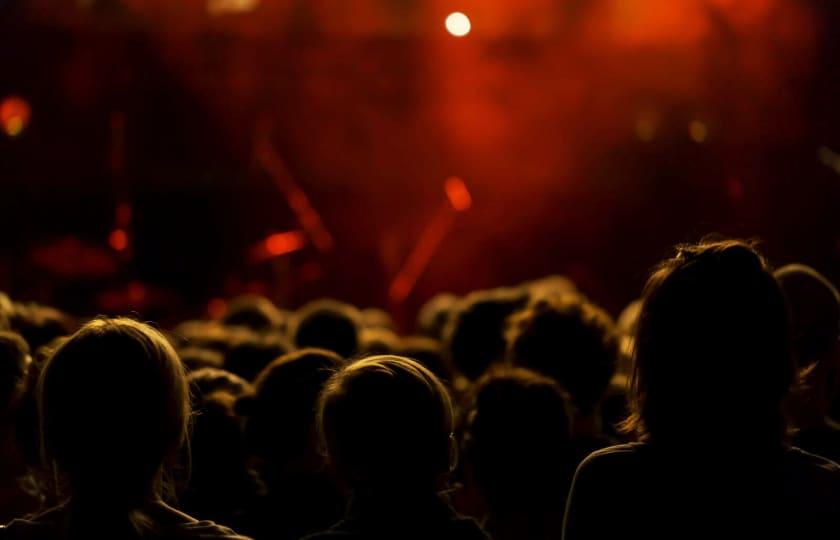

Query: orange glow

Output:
[689, 120, 708, 143]
[445, 176, 472, 212]
[265, 231, 306, 256]
[1, 96, 31, 138]
[635, 110, 659, 142]
[389, 207, 457, 303]
[207, 298, 228, 319]
[445, 12, 471, 37]
[109, 229, 129, 251]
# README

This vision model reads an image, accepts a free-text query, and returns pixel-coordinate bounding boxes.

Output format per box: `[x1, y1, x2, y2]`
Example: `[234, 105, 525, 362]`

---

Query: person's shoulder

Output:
[784, 445, 840, 473]
[1, 505, 66, 540]
[578, 442, 646, 470]
[175, 519, 252, 540]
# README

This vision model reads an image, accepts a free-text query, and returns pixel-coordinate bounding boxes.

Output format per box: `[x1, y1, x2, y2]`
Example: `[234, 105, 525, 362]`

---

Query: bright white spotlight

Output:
[445, 12, 471, 37]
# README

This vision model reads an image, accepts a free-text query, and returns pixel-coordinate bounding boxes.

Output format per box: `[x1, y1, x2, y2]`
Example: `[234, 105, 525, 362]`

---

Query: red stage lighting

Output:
[445, 176, 472, 211]
[1, 96, 31, 138]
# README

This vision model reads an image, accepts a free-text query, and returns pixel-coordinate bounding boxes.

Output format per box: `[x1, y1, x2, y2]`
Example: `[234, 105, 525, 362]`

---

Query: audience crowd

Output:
[0, 238, 837, 539]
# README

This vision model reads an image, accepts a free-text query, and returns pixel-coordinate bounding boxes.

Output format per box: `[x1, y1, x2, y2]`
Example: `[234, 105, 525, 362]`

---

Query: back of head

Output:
[224, 333, 291, 382]
[464, 367, 571, 512]
[292, 299, 361, 358]
[38, 317, 190, 507]
[417, 293, 459, 340]
[318, 355, 454, 491]
[627, 239, 793, 446]
[0, 331, 30, 414]
[221, 295, 285, 332]
[445, 289, 529, 380]
[508, 295, 617, 416]
[243, 348, 344, 464]
[774, 264, 839, 368]
[398, 336, 453, 383]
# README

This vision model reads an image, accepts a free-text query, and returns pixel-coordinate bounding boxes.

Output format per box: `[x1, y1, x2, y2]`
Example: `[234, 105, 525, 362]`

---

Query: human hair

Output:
[507, 294, 617, 415]
[416, 293, 459, 340]
[292, 299, 361, 359]
[464, 367, 572, 514]
[317, 355, 454, 490]
[240, 348, 344, 464]
[223, 333, 291, 382]
[0, 331, 30, 413]
[444, 288, 529, 380]
[623, 239, 793, 445]
[220, 295, 285, 332]
[774, 264, 839, 367]
[38, 318, 190, 515]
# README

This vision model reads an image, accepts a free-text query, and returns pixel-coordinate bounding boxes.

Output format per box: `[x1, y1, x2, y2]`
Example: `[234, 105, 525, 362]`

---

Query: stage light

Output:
[445, 176, 472, 211]
[109, 229, 129, 251]
[446, 12, 471, 37]
[689, 120, 708, 143]
[1, 96, 31, 138]
[265, 231, 306, 256]
[207, 0, 259, 16]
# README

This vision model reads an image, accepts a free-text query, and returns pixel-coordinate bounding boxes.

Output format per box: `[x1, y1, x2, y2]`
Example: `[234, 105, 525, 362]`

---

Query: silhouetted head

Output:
[224, 333, 291, 382]
[464, 367, 572, 514]
[318, 355, 454, 491]
[774, 264, 839, 368]
[292, 300, 361, 358]
[508, 295, 617, 416]
[417, 293, 459, 340]
[625, 239, 793, 446]
[221, 295, 285, 332]
[358, 327, 400, 356]
[360, 308, 396, 331]
[445, 289, 529, 380]
[38, 318, 190, 507]
[11, 303, 73, 352]
[0, 331, 30, 414]
[524, 275, 577, 302]
[398, 336, 454, 384]
[241, 348, 344, 466]
[189, 367, 253, 399]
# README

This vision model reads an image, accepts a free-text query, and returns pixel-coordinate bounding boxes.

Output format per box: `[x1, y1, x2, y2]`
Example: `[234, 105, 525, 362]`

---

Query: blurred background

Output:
[0, 0, 838, 327]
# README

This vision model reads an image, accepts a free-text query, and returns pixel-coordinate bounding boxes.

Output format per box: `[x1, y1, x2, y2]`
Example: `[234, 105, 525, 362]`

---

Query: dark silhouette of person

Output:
[508, 294, 618, 458]
[237, 349, 346, 540]
[291, 300, 361, 359]
[776, 264, 840, 464]
[303, 355, 488, 540]
[0, 332, 40, 523]
[221, 295, 286, 333]
[0, 317, 249, 539]
[444, 288, 529, 382]
[563, 240, 840, 540]
[179, 368, 259, 530]
[462, 367, 574, 540]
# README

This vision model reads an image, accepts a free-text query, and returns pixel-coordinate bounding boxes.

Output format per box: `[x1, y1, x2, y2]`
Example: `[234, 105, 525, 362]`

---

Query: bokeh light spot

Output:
[446, 12, 471, 37]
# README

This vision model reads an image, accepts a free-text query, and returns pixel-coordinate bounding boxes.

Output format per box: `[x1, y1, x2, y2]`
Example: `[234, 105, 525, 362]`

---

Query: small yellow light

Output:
[689, 120, 708, 143]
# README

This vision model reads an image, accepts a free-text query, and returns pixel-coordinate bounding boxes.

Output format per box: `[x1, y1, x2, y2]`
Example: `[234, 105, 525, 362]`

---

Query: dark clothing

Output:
[0, 502, 250, 540]
[241, 471, 344, 540]
[563, 442, 840, 540]
[303, 491, 489, 540]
